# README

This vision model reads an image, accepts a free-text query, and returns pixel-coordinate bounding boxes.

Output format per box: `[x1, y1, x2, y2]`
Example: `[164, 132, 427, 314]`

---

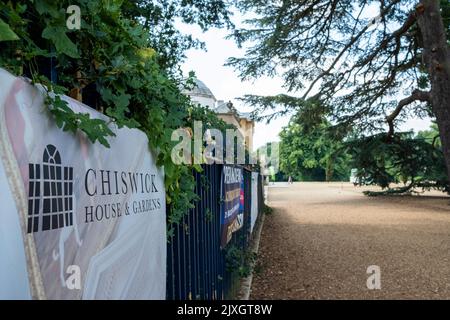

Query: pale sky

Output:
[178, 10, 432, 151]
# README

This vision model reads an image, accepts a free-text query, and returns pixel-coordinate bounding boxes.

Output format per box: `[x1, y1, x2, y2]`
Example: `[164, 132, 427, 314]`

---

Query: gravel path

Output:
[251, 182, 450, 299]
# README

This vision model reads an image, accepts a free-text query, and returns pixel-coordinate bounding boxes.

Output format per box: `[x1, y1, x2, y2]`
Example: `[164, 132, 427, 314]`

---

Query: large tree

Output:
[228, 0, 450, 180]
[279, 116, 350, 181]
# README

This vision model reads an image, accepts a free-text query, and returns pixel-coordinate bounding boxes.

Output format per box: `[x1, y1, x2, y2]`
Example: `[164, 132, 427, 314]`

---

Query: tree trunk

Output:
[417, 0, 450, 182]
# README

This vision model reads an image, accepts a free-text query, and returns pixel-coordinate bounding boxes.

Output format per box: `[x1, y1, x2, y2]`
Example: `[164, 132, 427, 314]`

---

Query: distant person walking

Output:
[288, 176, 293, 184]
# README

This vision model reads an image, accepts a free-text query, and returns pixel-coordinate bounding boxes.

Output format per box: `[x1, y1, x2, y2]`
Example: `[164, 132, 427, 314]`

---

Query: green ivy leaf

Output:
[0, 19, 19, 41]
[115, 93, 131, 110]
[35, 0, 61, 18]
[42, 26, 80, 58]
[102, 0, 124, 17]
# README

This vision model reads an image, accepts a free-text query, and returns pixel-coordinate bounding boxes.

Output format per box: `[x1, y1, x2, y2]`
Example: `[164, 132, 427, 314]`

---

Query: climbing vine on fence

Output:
[0, 0, 233, 236]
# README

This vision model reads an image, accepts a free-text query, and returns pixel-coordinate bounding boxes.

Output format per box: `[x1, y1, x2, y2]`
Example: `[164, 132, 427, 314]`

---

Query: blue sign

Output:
[220, 165, 244, 247]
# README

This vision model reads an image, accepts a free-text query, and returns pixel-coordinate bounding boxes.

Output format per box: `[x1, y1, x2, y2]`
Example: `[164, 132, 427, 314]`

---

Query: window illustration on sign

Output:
[27, 144, 74, 233]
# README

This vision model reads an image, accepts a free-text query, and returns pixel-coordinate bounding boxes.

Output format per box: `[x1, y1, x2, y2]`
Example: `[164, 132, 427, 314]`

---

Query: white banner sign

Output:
[0, 68, 166, 299]
[250, 172, 259, 233]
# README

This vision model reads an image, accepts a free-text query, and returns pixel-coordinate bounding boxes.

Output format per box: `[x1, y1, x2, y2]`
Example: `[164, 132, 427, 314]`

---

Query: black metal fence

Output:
[166, 164, 264, 300]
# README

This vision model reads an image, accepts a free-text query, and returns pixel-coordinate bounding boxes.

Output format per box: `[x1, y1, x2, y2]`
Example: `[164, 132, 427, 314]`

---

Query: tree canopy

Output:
[228, 0, 450, 184]
[347, 128, 448, 194]
[279, 115, 350, 182]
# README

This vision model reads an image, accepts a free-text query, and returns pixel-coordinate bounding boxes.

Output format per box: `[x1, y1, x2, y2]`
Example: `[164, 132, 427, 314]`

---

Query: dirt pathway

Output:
[251, 182, 450, 299]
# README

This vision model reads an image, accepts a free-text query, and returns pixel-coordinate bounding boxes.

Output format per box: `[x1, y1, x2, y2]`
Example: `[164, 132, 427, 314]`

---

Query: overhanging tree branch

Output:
[301, 0, 404, 99]
[355, 9, 417, 71]
[386, 89, 431, 136]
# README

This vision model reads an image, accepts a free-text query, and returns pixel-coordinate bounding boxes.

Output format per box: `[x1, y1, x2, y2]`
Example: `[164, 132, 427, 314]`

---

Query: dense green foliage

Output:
[274, 102, 447, 190]
[279, 116, 350, 182]
[0, 0, 232, 234]
[121, 0, 232, 71]
[225, 243, 256, 278]
[347, 126, 449, 194]
[417, 123, 441, 148]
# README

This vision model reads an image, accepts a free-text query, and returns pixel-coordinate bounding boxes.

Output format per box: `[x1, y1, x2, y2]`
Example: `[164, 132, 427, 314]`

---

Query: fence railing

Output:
[166, 164, 264, 300]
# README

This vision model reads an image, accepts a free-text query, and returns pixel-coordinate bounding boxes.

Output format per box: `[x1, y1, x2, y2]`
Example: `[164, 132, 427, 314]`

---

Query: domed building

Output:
[184, 79, 255, 151]
[186, 79, 217, 108]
